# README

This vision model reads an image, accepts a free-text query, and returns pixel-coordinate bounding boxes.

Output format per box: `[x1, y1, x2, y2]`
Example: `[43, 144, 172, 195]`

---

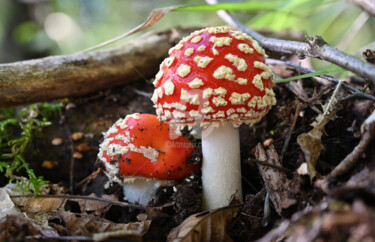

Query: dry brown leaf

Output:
[167, 206, 238, 242]
[92, 223, 150, 242]
[297, 98, 339, 180]
[0, 188, 21, 219]
[11, 196, 64, 213]
[0, 215, 42, 240]
[11, 195, 113, 215]
[59, 211, 151, 238]
[0, 188, 58, 238]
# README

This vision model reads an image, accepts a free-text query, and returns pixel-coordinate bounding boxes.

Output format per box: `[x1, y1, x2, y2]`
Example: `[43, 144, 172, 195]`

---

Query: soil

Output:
[1, 64, 375, 241]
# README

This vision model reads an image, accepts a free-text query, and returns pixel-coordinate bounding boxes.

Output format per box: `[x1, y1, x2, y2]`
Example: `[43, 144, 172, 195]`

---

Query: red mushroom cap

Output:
[152, 26, 276, 127]
[98, 113, 199, 183]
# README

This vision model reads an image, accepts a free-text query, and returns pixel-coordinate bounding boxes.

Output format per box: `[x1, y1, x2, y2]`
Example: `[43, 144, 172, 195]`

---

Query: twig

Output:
[246, 158, 293, 174]
[205, 0, 375, 82]
[10, 194, 151, 210]
[133, 88, 152, 98]
[325, 109, 375, 180]
[74, 167, 102, 190]
[63, 124, 75, 194]
[267, 59, 375, 102]
[27, 235, 93, 241]
[280, 102, 301, 160]
[339, 92, 374, 102]
[322, 79, 343, 118]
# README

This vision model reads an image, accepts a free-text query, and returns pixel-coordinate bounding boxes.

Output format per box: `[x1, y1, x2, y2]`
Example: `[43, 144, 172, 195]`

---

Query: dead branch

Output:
[206, 0, 375, 83]
[326, 109, 375, 180]
[27, 235, 92, 241]
[0, 28, 194, 107]
[10, 194, 149, 210]
[280, 102, 301, 160]
[268, 59, 375, 102]
[348, 0, 375, 17]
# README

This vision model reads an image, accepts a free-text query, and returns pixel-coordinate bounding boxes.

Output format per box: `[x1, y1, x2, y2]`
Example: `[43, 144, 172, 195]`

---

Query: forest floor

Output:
[1, 52, 375, 241]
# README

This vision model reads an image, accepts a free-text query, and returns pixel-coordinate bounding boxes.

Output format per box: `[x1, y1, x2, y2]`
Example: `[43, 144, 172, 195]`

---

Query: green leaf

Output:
[175, 2, 280, 12]
[274, 68, 346, 84]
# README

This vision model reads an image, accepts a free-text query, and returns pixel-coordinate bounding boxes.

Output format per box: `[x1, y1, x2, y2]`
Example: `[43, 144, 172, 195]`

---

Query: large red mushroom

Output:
[151, 26, 276, 209]
[98, 113, 199, 205]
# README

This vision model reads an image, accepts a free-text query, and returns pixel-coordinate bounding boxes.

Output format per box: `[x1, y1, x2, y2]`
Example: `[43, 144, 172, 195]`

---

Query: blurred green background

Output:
[0, 0, 374, 65]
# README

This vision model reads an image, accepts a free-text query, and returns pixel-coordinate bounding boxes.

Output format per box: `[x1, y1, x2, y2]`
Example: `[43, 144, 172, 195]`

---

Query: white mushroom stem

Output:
[201, 124, 243, 210]
[123, 179, 174, 206]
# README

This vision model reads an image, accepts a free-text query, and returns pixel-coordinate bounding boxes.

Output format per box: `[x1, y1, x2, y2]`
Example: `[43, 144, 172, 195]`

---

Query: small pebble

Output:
[73, 152, 83, 159]
[71, 132, 83, 141]
[51, 138, 63, 146]
[297, 163, 308, 175]
[263, 138, 274, 147]
[42, 160, 58, 169]
[75, 143, 91, 152]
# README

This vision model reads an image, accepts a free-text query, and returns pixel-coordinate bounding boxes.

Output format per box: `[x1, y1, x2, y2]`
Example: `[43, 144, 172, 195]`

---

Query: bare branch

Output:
[0, 28, 195, 107]
[206, 0, 375, 83]
[326, 109, 375, 179]
[268, 59, 375, 102]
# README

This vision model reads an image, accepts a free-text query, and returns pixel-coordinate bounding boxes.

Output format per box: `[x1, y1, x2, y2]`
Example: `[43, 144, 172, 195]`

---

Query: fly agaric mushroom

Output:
[97, 113, 199, 205]
[151, 26, 276, 209]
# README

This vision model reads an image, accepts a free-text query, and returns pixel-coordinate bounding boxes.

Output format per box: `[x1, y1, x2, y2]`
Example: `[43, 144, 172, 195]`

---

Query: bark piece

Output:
[0, 28, 195, 107]
[255, 144, 298, 215]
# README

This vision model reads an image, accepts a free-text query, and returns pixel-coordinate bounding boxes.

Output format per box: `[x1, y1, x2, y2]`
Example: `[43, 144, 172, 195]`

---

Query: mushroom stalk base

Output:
[201, 124, 243, 210]
[123, 179, 174, 205]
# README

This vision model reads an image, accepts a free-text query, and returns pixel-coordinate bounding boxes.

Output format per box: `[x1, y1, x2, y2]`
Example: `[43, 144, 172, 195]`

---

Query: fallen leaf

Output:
[10, 194, 144, 215]
[167, 206, 238, 242]
[297, 98, 339, 180]
[92, 221, 150, 242]
[0, 188, 58, 238]
[11, 195, 112, 214]
[59, 210, 151, 238]
[0, 188, 22, 219]
[0, 215, 42, 240]
[11, 196, 65, 213]
[77, 194, 114, 216]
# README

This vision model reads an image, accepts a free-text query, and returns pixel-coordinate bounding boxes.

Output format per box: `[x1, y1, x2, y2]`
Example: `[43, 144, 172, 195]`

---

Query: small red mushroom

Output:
[98, 113, 199, 205]
[151, 26, 276, 209]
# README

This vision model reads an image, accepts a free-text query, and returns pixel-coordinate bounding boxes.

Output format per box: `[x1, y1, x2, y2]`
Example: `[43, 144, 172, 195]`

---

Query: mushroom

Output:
[151, 26, 276, 209]
[97, 113, 199, 205]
